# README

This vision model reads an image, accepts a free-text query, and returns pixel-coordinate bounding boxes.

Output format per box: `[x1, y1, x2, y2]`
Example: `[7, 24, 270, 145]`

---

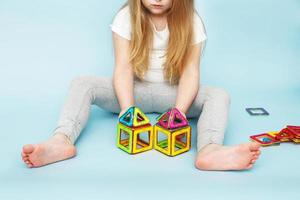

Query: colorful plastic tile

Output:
[117, 123, 133, 153]
[246, 108, 269, 116]
[292, 138, 300, 143]
[171, 127, 191, 156]
[286, 126, 300, 143]
[117, 122, 153, 154]
[132, 125, 153, 154]
[154, 124, 191, 156]
[154, 125, 172, 155]
[119, 107, 134, 127]
[157, 108, 189, 130]
[275, 128, 294, 142]
[287, 125, 300, 137]
[268, 131, 279, 137]
[250, 133, 279, 146]
[287, 125, 300, 133]
[119, 106, 150, 127]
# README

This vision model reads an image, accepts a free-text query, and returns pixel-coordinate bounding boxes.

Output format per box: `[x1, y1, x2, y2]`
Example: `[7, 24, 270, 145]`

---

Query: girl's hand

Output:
[118, 108, 128, 118]
[175, 107, 187, 119]
[118, 106, 134, 119]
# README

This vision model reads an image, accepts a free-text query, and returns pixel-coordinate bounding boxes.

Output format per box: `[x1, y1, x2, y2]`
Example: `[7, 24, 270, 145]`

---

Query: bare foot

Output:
[195, 142, 261, 171]
[21, 133, 76, 168]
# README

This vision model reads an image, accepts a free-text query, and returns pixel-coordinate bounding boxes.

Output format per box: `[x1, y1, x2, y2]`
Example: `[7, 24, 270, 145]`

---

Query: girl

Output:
[21, 0, 261, 170]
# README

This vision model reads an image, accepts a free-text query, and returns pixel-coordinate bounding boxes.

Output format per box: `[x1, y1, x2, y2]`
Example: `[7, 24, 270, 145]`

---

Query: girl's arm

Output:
[112, 33, 135, 117]
[175, 43, 203, 117]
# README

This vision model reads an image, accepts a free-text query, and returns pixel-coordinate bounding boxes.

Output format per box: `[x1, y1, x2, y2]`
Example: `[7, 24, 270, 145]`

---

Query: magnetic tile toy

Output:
[250, 133, 280, 146]
[154, 108, 191, 156]
[117, 106, 153, 154]
[249, 125, 300, 146]
[246, 108, 269, 116]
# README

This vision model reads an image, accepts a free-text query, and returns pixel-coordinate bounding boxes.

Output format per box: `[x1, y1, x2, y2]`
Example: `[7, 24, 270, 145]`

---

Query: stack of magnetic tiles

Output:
[116, 106, 191, 156]
[250, 125, 300, 146]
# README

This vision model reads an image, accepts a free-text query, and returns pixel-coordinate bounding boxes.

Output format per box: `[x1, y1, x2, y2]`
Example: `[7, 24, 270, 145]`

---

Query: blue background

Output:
[0, 0, 299, 199]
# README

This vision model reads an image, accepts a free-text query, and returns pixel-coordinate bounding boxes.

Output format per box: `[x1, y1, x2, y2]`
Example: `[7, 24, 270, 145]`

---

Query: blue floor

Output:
[1, 0, 300, 199]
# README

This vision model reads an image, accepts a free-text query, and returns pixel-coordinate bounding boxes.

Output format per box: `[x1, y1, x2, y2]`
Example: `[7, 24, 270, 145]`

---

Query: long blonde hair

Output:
[124, 0, 196, 85]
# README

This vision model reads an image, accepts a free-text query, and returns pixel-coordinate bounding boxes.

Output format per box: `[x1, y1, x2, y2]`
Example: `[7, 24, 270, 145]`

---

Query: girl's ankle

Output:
[198, 144, 222, 154]
[53, 132, 73, 145]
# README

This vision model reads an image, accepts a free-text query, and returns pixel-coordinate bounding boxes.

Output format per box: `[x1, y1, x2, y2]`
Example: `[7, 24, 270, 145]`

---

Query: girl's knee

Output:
[208, 87, 231, 105]
[70, 75, 112, 90]
[70, 76, 91, 88]
[69, 77, 92, 99]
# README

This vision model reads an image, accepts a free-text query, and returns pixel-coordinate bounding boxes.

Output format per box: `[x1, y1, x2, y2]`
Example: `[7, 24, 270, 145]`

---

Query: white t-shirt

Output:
[110, 6, 207, 83]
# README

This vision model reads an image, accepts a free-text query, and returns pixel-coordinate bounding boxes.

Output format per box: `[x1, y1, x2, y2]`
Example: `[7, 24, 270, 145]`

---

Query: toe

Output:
[22, 157, 28, 162]
[22, 153, 31, 161]
[246, 164, 253, 169]
[25, 159, 34, 166]
[22, 154, 29, 160]
[22, 151, 30, 159]
[23, 144, 35, 154]
[249, 142, 261, 151]
[27, 163, 34, 168]
[21, 152, 27, 157]
[22, 154, 29, 161]
[250, 159, 257, 164]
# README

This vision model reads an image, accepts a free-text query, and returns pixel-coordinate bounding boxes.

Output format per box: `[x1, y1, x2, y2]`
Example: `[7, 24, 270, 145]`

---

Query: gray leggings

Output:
[53, 76, 231, 151]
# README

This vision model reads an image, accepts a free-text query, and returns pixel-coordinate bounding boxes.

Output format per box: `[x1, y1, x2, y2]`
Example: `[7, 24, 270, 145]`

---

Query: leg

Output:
[52, 76, 152, 143]
[135, 82, 261, 170]
[22, 76, 151, 168]
[52, 76, 111, 143]
[193, 87, 261, 170]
